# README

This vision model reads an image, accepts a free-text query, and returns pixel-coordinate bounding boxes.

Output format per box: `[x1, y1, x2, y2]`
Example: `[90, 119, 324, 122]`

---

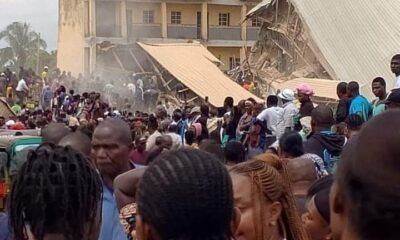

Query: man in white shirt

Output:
[103, 81, 115, 106]
[257, 95, 283, 147]
[391, 54, 400, 89]
[136, 78, 144, 90]
[276, 89, 299, 139]
[127, 82, 136, 96]
[16, 78, 29, 103]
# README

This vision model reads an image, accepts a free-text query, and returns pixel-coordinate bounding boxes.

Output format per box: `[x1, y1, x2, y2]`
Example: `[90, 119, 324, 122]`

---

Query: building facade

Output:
[58, 0, 261, 75]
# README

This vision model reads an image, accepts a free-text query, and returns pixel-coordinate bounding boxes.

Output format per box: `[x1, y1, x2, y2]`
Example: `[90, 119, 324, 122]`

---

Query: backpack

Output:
[323, 150, 340, 174]
[323, 137, 347, 174]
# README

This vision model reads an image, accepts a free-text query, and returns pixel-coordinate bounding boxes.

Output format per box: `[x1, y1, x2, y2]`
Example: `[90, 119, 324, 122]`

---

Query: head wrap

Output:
[297, 83, 315, 96]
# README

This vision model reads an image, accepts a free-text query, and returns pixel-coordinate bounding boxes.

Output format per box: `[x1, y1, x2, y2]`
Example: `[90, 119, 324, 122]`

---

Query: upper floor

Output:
[83, 0, 262, 44]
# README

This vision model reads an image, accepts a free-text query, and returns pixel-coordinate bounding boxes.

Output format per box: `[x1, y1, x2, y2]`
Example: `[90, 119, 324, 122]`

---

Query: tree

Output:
[0, 22, 47, 70]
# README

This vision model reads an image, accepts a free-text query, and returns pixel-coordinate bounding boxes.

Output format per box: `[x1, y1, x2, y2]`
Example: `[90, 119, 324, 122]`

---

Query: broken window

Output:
[252, 17, 262, 27]
[229, 57, 241, 69]
[171, 11, 182, 25]
[143, 10, 154, 24]
[219, 13, 230, 26]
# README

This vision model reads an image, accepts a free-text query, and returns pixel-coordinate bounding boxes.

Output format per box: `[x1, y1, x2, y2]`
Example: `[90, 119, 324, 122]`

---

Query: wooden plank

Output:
[164, 78, 174, 87]
[178, 88, 190, 93]
[187, 96, 198, 103]
[112, 50, 127, 72]
[145, 54, 171, 91]
[286, 1, 291, 32]
[129, 49, 145, 73]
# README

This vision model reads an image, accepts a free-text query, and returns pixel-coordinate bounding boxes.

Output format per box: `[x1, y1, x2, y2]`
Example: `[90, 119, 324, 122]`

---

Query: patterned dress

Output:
[120, 203, 137, 240]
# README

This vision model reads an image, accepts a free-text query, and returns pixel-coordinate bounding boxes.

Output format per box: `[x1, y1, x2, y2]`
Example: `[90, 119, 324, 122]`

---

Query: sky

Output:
[0, 0, 58, 50]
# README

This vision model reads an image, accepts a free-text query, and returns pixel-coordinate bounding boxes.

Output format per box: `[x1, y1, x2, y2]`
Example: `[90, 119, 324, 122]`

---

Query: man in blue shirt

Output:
[348, 81, 372, 122]
[92, 119, 133, 240]
[0, 212, 11, 240]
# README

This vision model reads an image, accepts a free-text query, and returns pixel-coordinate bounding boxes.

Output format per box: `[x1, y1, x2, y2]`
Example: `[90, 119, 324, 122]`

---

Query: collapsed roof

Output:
[138, 42, 263, 107]
[248, 0, 400, 99]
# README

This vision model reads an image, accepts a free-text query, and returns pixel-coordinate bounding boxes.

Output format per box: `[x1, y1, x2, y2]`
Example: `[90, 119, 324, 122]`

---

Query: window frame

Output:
[171, 11, 182, 25]
[229, 57, 241, 69]
[142, 10, 155, 24]
[219, 13, 230, 26]
[251, 17, 262, 27]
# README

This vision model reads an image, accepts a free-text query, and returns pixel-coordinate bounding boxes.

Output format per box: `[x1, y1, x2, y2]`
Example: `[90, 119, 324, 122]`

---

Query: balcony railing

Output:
[130, 24, 162, 39]
[168, 24, 200, 39]
[209, 26, 241, 40]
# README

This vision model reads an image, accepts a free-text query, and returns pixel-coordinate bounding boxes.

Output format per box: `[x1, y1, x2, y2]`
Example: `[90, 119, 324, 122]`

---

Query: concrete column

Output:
[121, 0, 128, 39]
[201, 2, 208, 40]
[89, 45, 97, 74]
[161, 2, 168, 38]
[89, 0, 96, 37]
[240, 46, 246, 63]
[241, 4, 247, 41]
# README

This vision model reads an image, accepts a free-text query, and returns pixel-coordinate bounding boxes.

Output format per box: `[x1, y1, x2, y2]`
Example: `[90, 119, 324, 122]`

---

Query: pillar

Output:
[88, 0, 97, 74]
[89, 0, 96, 37]
[240, 46, 246, 63]
[89, 45, 97, 74]
[201, 2, 208, 40]
[121, 0, 128, 39]
[161, 2, 168, 38]
[241, 4, 247, 41]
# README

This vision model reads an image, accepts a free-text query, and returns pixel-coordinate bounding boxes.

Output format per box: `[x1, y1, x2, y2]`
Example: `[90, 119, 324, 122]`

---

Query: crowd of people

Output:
[1, 54, 400, 240]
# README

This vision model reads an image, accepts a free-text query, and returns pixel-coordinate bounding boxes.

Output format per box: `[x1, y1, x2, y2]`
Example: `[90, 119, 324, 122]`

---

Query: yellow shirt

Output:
[6, 87, 12, 98]
[41, 71, 48, 85]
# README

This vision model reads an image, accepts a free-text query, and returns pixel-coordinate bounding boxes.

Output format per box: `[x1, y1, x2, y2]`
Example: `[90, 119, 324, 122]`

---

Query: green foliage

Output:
[0, 22, 56, 72]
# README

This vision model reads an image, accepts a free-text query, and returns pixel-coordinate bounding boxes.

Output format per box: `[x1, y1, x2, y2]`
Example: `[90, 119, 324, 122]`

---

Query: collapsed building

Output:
[57, 0, 263, 107]
[246, 0, 400, 100]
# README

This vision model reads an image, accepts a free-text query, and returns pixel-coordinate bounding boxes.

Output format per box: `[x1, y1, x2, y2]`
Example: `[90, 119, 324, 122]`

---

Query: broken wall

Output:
[249, 0, 330, 83]
[57, 0, 87, 75]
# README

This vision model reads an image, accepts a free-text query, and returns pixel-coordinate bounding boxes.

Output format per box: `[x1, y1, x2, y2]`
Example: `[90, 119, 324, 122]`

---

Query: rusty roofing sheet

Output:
[291, 0, 400, 99]
[138, 42, 263, 107]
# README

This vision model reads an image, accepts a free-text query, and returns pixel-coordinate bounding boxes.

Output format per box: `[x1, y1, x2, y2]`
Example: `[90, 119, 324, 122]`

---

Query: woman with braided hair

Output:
[8, 143, 103, 240]
[230, 159, 309, 240]
[135, 149, 240, 240]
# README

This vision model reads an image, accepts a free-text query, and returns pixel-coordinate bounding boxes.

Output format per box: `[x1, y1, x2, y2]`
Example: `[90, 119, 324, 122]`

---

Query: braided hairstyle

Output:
[136, 149, 234, 240]
[8, 143, 102, 240]
[230, 159, 308, 240]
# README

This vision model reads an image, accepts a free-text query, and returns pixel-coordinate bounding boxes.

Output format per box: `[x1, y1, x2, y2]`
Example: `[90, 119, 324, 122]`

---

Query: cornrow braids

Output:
[8, 143, 103, 240]
[136, 148, 234, 240]
[230, 159, 308, 240]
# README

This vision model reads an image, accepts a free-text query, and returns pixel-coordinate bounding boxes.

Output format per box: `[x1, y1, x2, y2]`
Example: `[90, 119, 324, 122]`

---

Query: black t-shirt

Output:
[299, 100, 314, 118]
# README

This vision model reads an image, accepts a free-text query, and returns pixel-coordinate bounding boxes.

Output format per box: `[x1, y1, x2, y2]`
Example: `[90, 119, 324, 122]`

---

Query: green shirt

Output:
[371, 99, 386, 117]
[11, 104, 22, 114]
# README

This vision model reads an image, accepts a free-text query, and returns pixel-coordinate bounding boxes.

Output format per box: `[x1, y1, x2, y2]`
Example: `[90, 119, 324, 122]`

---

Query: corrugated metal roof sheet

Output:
[246, 0, 273, 20]
[271, 78, 340, 100]
[138, 42, 263, 107]
[291, 0, 400, 98]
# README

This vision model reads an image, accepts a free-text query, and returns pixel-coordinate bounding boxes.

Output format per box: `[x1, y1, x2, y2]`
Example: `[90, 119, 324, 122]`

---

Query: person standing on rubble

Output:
[41, 66, 49, 85]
